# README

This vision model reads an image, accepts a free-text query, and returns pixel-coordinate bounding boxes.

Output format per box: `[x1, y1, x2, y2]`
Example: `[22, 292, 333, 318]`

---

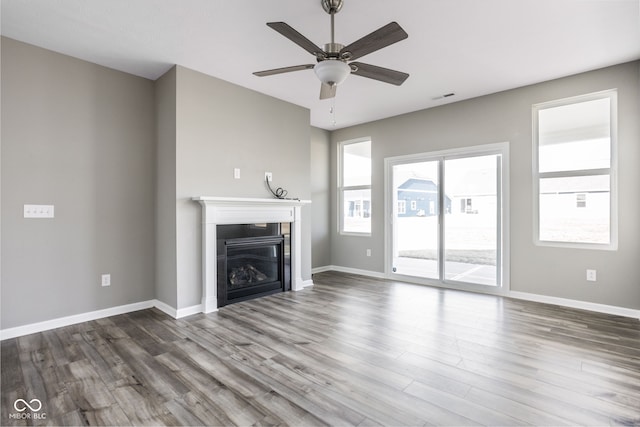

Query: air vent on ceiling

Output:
[432, 92, 456, 100]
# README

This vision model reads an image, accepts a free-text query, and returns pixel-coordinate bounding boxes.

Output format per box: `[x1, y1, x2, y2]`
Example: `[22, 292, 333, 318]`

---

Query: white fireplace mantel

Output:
[193, 196, 311, 313]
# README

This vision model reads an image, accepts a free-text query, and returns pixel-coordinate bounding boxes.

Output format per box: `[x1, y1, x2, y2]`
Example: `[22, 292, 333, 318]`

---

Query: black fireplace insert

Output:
[216, 223, 291, 307]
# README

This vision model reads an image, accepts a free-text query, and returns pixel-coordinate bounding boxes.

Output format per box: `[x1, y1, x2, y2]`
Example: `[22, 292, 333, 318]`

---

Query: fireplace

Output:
[193, 196, 311, 313]
[217, 223, 291, 307]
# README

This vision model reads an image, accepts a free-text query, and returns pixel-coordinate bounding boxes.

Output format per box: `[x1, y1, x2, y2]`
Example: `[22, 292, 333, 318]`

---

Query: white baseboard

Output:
[152, 299, 177, 318]
[0, 298, 207, 341]
[176, 304, 204, 318]
[0, 300, 155, 340]
[315, 265, 387, 279]
[314, 266, 640, 320]
[5, 274, 636, 341]
[509, 291, 640, 320]
[0, 282, 317, 340]
[311, 265, 333, 274]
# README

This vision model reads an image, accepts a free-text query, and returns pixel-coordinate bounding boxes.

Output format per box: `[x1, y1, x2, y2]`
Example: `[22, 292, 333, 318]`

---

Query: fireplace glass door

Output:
[224, 237, 284, 304]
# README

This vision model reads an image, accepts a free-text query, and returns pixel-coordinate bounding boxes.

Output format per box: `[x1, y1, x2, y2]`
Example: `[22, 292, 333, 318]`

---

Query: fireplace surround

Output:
[193, 197, 311, 312]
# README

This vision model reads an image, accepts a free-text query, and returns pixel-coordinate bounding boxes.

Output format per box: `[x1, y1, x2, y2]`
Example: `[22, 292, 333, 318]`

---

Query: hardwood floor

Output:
[2, 271, 639, 426]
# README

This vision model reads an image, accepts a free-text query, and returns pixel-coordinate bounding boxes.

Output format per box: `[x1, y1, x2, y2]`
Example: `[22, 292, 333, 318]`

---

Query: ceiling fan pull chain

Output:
[330, 97, 337, 127]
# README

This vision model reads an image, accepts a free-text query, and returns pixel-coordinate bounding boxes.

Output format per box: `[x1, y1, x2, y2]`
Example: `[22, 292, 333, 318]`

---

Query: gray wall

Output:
[329, 61, 640, 310]
[155, 66, 178, 308]
[1, 38, 157, 328]
[171, 66, 312, 309]
[1, 39, 314, 328]
[310, 127, 331, 269]
[2, 34, 635, 331]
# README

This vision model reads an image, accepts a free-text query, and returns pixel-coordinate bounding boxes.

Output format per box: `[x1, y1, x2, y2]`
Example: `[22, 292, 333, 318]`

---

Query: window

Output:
[533, 90, 617, 249]
[340, 139, 371, 234]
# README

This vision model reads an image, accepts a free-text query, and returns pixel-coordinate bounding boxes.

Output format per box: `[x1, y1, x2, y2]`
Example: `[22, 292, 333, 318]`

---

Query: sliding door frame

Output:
[384, 142, 510, 295]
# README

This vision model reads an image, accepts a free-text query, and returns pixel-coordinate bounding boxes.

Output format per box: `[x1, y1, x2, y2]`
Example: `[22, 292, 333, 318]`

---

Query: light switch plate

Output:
[24, 204, 54, 218]
[101, 274, 111, 287]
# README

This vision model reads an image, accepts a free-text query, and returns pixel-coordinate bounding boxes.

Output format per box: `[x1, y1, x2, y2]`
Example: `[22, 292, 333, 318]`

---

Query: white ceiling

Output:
[2, 0, 639, 130]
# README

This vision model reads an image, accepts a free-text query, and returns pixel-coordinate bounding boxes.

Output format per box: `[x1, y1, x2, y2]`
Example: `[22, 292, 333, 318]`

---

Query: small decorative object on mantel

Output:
[265, 176, 300, 201]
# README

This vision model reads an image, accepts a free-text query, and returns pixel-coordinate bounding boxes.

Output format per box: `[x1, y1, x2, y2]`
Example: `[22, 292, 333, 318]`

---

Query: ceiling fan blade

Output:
[253, 64, 315, 77]
[320, 83, 337, 99]
[267, 22, 325, 58]
[340, 22, 408, 61]
[350, 62, 409, 86]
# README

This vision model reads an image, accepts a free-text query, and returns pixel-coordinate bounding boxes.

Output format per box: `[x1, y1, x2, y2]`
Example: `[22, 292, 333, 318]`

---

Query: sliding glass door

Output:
[387, 144, 507, 290]
[391, 160, 441, 280]
[443, 155, 500, 286]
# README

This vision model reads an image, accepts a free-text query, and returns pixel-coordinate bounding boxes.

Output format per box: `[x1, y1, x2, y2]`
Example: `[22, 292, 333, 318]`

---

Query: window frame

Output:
[532, 89, 618, 250]
[338, 138, 372, 236]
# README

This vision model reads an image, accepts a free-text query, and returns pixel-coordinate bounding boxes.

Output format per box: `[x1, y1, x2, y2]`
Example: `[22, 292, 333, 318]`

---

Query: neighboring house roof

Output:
[398, 178, 438, 192]
[398, 178, 453, 203]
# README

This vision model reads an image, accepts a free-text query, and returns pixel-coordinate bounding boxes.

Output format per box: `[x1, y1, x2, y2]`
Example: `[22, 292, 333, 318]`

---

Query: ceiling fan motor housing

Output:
[321, 0, 344, 14]
[324, 42, 344, 57]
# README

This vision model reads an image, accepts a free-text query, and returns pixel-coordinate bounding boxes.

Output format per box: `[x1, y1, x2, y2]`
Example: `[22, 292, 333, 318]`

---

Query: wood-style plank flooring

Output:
[2, 271, 639, 426]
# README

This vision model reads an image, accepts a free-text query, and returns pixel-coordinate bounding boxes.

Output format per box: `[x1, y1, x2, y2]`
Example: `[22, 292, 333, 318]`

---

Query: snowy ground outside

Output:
[394, 215, 498, 286]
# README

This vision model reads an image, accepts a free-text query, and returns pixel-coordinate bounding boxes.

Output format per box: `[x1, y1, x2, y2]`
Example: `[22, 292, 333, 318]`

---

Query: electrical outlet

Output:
[265, 172, 273, 182]
[234, 168, 241, 179]
[366, 249, 371, 257]
[586, 269, 597, 282]
[101, 274, 111, 287]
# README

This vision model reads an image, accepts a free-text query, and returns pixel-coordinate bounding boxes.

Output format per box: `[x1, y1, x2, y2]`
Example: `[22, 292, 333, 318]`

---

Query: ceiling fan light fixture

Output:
[314, 59, 351, 86]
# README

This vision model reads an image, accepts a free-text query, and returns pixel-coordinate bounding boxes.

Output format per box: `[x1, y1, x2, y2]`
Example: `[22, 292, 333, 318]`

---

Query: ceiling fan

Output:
[253, 0, 409, 99]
